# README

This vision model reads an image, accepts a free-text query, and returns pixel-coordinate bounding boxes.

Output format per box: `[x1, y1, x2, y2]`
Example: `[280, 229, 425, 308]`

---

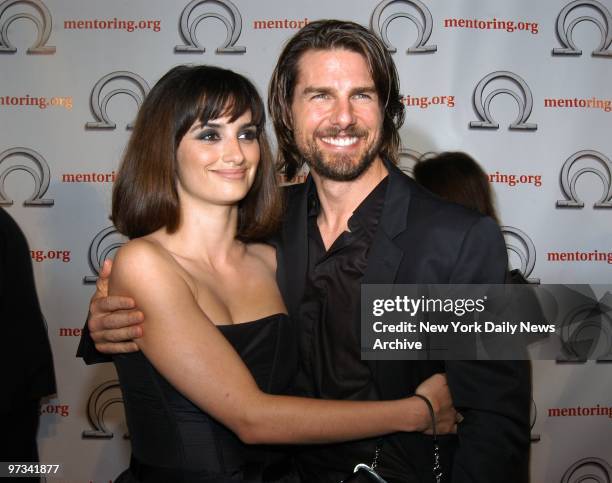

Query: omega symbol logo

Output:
[556, 150, 612, 209]
[83, 226, 126, 284]
[398, 148, 423, 176]
[501, 226, 540, 284]
[0, 147, 53, 206]
[82, 380, 128, 439]
[370, 0, 436, 54]
[0, 0, 54, 54]
[553, 0, 612, 57]
[175, 0, 245, 54]
[85, 71, 150, 130]
[560, 457, 612, 482]
[530, 399, 540, 442]
[469, 71, 537, 131]
[556, 299, 612, 363]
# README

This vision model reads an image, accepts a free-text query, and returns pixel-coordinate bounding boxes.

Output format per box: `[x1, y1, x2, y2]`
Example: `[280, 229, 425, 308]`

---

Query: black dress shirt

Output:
[292, 177, 411, 483]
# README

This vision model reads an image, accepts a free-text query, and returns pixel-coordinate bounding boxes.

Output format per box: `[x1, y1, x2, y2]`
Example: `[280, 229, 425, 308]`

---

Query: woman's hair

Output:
[268, 19, 405, 181]
[413, 151, 500, 224]
[112, 64, 281, 241]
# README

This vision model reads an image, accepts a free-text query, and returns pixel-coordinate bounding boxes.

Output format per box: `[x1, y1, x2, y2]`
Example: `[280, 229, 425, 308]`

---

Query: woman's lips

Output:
[211, 168, 247, 179]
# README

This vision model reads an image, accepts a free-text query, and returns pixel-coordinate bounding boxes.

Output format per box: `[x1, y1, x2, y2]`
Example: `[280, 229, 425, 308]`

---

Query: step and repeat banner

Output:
[1, 0, 611, 481]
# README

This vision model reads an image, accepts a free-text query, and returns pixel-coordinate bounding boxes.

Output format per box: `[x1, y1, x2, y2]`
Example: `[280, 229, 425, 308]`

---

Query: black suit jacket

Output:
[274, 160, 531, 483]
[1, 208, 56, 414]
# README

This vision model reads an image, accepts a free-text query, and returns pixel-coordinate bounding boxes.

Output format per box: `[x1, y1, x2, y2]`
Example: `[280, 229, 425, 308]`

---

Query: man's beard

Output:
[299, 127, 381, 182]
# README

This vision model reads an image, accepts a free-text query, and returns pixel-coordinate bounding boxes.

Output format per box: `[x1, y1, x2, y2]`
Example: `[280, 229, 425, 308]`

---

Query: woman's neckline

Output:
[216, 312, 288, 329]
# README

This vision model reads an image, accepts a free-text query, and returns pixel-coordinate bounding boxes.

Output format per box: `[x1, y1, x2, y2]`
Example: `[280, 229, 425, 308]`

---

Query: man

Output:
[1, 208, 56, 481]
[78, 20, 530, 483]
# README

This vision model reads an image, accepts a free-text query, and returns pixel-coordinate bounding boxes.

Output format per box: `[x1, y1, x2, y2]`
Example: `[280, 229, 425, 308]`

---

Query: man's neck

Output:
[311, 157, 388, 250]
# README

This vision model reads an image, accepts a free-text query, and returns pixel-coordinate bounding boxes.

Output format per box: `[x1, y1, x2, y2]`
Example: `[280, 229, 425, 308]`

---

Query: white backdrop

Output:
[1, 0, 611, 481]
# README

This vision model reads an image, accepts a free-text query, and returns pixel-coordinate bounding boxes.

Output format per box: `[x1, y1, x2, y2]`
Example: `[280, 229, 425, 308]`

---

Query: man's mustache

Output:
[314, 127, 368, 138]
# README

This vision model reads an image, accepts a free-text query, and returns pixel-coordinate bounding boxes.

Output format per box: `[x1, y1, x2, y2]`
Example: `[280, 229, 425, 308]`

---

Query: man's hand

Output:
[88, 259, 144, 354]
[415, 373, 458, 435]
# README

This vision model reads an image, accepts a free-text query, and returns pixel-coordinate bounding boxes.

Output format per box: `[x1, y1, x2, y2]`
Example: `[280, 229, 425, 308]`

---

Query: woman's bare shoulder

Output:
[111, 236, 191, 291]
[114, 237, 172, 269]
[246, 242, 277, 272]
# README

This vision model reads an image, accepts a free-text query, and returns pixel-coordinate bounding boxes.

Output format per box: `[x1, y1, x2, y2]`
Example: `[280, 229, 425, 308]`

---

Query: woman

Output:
[110, 65, 455, 482]
[413, 151, 528, 285]
[412, 151, 499, 224]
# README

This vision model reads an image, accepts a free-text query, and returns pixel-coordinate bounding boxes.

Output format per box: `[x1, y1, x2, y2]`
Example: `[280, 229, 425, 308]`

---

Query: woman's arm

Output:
[111, 239, 454, 445]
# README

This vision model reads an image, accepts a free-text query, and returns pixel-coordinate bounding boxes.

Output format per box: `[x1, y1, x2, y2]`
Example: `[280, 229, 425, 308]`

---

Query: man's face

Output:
[290, 49, 383, 181]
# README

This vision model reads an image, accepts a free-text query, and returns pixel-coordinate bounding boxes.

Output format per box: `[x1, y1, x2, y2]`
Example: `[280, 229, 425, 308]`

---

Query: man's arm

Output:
[446, 216, 531, 483]
[76, 260, 144, 364]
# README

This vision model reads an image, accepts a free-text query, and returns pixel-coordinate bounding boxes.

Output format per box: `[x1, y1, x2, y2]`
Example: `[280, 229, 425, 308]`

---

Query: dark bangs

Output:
[172, 66, 266, 148]
[196, 75, 266, 128]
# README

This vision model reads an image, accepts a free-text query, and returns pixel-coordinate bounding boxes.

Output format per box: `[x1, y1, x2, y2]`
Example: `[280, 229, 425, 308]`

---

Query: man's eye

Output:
[311, 93, 330, 100]
[353, 93, 372, 100]
[198, 130, 220, 141]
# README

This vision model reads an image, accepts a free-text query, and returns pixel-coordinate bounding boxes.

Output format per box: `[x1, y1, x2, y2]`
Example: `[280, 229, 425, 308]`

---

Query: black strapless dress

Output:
[113, 313, 299, 482]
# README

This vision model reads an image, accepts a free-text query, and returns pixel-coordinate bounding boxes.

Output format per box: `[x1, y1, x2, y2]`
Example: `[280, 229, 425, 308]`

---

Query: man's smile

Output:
[320, 136, 359, 147]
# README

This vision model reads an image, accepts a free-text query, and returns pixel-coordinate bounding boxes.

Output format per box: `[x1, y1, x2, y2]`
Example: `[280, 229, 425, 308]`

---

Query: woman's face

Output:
[175, 110, 260, 207]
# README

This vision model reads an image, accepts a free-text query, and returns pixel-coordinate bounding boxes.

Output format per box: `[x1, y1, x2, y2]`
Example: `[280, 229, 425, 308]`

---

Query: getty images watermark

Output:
[361, 284, 612, 361]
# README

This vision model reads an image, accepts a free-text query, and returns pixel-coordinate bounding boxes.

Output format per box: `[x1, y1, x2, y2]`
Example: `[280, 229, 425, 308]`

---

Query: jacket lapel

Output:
[361, 160, 412, 290]
[279, 180, 310, 318]
[360, 160, 413, 376]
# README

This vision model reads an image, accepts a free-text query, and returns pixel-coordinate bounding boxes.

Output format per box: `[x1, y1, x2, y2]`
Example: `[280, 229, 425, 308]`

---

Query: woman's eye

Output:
[198, 130, 220, 142]
[239, 130, 257, 141]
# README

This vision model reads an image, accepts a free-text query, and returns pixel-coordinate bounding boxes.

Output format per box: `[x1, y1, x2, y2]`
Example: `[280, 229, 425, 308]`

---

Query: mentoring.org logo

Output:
[560, 457, 612, 482]
[175, 0, 245, 54]
[552, 0, 612, 57]
[469, 71, 537, 131]
[370, 0, 436, 54]
[81, 380, 128, 439]
[0, 0, 55, 53]
[556, 150, 612, 209]
[398, 148, 423, 176]
[85, 71, 150, 131]
[501, 226, 539, 284]
[555, 290, 612, 363]
[83, 226, 126, 284]
[0, 147, 53, 206]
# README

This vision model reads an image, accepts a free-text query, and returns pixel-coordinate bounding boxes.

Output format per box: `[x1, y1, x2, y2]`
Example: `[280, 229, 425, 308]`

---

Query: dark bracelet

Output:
[413, 393, 443, 483]
[413, 393, 437, 440]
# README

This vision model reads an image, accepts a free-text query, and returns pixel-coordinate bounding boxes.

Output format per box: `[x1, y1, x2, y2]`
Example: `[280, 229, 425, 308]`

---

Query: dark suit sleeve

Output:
[445, 217, 531, 483]
[76, 321, 112, 365]
[0, 209, 56, 413]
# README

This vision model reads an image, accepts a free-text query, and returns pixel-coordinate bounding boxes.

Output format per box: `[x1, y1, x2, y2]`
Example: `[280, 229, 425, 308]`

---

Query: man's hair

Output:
[414, 151, 500, 225]
[112, 64, 281, 241]
[268, 19, 405, 180]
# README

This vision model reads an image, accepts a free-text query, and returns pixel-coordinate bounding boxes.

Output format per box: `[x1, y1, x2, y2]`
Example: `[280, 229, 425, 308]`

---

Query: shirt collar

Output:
[306, 175, 389, 232]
